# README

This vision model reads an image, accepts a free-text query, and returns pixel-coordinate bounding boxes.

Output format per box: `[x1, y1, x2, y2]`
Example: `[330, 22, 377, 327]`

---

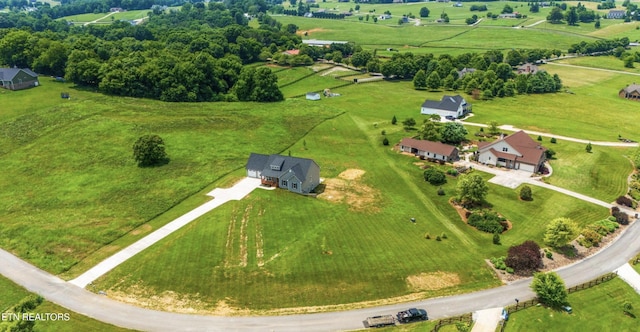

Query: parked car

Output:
[445, 115, 455, 121]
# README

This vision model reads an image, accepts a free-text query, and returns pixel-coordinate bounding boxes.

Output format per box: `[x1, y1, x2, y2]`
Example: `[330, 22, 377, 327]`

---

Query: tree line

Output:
[0, 2, 308, 102]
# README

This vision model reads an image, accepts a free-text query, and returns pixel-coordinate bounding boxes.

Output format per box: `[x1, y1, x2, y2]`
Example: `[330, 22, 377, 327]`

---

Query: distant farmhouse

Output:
[608, 10, 626, 19]
[0, 68, 39, 91]
[399, 138, 459, 162]
[516, 63, 540, 75]
[499, 13, 518, 19]
[476, 131, 546, 173]
[420, 95, 471, 119]
[246, 153, 320, 194]
[619, 84, 640, 101]
[457, 67, 476, 78]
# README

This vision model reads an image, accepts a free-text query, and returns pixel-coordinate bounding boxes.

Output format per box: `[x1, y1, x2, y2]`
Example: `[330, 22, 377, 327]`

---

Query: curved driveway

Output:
[1, 218, 639, 331]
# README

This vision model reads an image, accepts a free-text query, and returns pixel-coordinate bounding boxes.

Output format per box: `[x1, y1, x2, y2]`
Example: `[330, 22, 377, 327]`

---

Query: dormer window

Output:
[502, 147, 508, 152]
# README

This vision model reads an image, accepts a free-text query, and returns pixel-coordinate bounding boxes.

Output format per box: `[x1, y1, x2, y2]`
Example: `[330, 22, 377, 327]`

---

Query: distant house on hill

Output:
[379, 14, 392, 20]
[420, 95, 471, 119]
[499, 13, 518, 19]
[457, 67, 476, 78]
[110, 7, 124, 12]
[399, 138, 459, 162]
[608, 10, 626, 19]
[619, 84, 640, 101]
[282, 49, 300, 56]
[0, 68, 39, 91]
[516, 63, 540, 75]
[245, 153, 320, 194]
[476, 130, 546, 173]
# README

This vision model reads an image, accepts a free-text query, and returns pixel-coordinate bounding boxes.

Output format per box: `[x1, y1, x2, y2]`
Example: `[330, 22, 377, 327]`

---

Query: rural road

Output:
[1, 218, 639, 331]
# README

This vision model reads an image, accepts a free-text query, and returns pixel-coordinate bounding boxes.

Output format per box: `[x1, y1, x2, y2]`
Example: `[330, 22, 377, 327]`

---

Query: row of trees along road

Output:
[0, 1, 358, 102]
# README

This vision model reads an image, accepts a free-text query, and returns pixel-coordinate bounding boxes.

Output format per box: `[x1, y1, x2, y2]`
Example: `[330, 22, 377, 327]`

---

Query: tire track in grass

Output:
[223, 207, 238, 268]
[239, 205, 252, 267]
[256, 208, 265, 267]
[349, 114, 477, 249]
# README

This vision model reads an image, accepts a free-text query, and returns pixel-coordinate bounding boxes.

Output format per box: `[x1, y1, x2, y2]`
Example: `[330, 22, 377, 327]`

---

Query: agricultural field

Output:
[505, 277, 640, 332]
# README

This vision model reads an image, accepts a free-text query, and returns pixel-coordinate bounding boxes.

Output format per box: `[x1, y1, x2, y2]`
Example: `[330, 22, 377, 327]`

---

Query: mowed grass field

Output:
[505, 277, 640, 332]
[92, 106, 608, 312]
[0, 80, 340, 275]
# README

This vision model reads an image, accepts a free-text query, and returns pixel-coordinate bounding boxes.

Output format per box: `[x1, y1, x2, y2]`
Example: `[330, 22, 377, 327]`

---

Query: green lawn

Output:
[0, 80, 340, 275]
[555, 56, 640, 74]
[98, 9, 150, 22]
[0, 275, 29, 312]
[506, 277, 640, 332]
[61, 12, 107, 22]
[90, 106, 608, 312]
[545, 142, 633, 203]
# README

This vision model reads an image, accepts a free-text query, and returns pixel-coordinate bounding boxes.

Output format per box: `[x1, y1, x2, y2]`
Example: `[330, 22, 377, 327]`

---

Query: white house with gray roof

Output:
[420, 95, 471, 119]
[245, 153, 320, 194]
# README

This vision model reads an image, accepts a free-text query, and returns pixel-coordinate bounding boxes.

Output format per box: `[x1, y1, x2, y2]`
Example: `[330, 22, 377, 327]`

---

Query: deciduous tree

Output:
[456, 174, 488, 206]
[506, 240, 542, 273]
[543, 217, 579, 248]
[133, 135, 169, 167]
[440, 122, 468, 144]
[413, 69, 427, 89]
[531, 272, 568, 308]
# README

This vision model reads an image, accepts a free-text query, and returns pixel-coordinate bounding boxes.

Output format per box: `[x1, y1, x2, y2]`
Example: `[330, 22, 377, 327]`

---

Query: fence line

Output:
[500, 273, 618, 332]
[430, 313, 473, 332]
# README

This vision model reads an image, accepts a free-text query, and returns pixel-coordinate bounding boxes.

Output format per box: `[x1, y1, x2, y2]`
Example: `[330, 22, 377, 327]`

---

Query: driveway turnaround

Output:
[70, 177, 262, 288]
[615, 263, 640, 294]
[1, 217, 638, 331]
[471, 307, 504, 332]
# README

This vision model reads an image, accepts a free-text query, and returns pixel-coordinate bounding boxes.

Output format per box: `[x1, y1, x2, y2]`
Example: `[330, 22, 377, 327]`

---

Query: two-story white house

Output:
[476, 131, 546, 173]
[420, 95, 471, 119]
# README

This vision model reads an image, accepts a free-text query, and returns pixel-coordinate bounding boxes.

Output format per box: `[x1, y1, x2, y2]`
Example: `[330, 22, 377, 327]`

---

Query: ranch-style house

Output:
[0, 68, 39, 91]
[476, 130, 547, 173]
[619, 84, 640, 101]
[399, 138, 459, 162]
[246, 153, 320, 194]
[420, 95, 472, 119]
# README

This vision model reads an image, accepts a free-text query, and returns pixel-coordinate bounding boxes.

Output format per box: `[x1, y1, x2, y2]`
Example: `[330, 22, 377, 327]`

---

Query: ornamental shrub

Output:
[424, 167, 447, 185]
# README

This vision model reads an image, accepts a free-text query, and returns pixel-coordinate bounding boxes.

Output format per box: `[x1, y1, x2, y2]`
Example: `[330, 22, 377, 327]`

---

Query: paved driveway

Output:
[70, 177, 262, 288]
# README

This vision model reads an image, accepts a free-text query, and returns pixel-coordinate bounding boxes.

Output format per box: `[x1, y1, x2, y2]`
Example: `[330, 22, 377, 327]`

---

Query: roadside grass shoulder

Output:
[0, 275, 132, 331]
[0, 275, 30, 312]
[32, 301, 135, 332]
[505, 277, 640, 332]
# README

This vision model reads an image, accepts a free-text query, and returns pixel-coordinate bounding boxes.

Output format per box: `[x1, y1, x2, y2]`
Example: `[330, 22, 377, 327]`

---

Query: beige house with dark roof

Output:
[619, 84, 640, 101]
[399, 138, 459, 162]
[476, 131, 546, 173]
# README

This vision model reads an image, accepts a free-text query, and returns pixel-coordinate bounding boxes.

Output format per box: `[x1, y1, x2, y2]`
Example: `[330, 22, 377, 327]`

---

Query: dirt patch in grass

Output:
[106, 284, 235, 315]
[406, 272, 461, 291]
[130, 224, 152, 236]
[317, 169, 381, 212]
[296, 28, 328, 36]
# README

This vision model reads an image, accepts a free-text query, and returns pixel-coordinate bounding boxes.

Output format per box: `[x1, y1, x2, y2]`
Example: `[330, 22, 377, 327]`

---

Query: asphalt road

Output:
[1, 217, 639, 332]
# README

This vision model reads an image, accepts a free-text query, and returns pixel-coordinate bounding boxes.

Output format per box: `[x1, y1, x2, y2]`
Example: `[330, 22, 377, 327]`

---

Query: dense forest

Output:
[0, 0, 357, 102]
